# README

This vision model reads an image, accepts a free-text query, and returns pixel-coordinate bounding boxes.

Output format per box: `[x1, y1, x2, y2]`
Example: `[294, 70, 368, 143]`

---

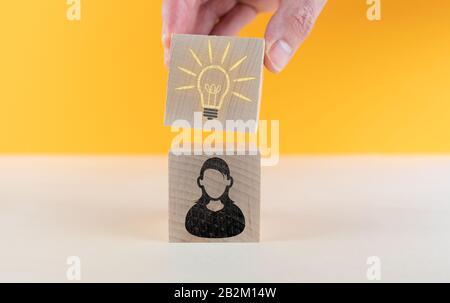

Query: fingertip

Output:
[162, 33, 171, 68]
[164, 47, 170, 68]
[264, 55, 280, 74]
[161, 33, 170, 48]
[265, 39, 293, 73]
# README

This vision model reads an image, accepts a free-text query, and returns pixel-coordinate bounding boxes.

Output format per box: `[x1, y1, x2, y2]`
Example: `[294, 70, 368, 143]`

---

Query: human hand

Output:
[162, 0, 327, 73]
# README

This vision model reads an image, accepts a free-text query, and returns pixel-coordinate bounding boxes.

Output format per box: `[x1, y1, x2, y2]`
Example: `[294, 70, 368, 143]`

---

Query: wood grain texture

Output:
[165, 34, 265, 133]
[169, 151, 260, 242]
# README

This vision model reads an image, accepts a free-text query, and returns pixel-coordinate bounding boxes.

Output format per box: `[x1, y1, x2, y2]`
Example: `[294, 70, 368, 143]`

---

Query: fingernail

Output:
[267, 40, 292, 72]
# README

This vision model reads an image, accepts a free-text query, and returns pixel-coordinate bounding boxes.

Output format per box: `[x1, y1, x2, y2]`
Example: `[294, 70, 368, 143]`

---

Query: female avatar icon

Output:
[185, 157, 245, 238]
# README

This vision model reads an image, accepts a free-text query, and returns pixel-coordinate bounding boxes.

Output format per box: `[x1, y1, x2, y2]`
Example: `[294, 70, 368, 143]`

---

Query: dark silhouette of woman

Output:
[185, 157, 245, 238]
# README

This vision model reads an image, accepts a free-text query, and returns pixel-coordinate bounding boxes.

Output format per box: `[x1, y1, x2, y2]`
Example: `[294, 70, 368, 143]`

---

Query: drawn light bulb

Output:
[197, 66, 230, 119]
[175, 40, 256, 120]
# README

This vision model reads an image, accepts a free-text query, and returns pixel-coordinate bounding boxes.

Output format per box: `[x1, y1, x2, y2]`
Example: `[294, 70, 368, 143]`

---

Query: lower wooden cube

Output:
[169, 151, 260, 242]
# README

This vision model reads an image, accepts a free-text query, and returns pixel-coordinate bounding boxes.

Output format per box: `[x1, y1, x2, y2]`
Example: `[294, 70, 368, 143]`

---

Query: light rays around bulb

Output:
[176, 85, 196, 90]
[233, 77, 255, 83]
[232, 92, 252, 102]
[221, 42, 230, 64]
[229, 56, 247, 72]
[208, 40, 213, 64]
[175, 39, 257, 109]
[177, 66, 197, 77]
[189, 48, 203, 67]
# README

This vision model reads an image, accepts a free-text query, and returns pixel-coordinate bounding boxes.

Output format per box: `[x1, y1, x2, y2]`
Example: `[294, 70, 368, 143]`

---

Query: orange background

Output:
[0, 0, 449, 154]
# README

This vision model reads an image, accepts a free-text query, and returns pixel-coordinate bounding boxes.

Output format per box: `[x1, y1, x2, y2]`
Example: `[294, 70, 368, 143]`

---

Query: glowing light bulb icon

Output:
[176, 40, 256, 120]
[198, 65, 230, 119]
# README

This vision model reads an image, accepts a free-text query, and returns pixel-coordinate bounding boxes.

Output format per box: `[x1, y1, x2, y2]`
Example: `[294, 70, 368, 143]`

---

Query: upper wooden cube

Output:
[165, 34, 265, 133]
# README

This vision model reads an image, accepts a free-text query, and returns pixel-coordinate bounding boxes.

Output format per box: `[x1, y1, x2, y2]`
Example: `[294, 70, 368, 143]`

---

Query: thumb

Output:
[264, 0, 327, 73]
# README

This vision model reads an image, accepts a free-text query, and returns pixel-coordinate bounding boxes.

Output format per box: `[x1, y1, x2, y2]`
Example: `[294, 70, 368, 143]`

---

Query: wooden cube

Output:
[169, 150, 261, 242]
[165, 34, 265, 133]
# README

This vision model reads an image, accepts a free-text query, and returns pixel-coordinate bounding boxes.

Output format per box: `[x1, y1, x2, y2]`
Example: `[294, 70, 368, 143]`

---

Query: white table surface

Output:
[1, 156, 449, 282]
